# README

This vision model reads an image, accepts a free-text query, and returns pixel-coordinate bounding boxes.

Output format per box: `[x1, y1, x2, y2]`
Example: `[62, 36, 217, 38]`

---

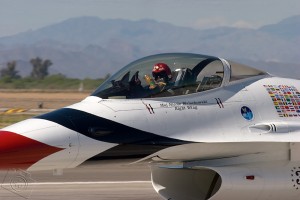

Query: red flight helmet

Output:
[152, 63, 172, 81]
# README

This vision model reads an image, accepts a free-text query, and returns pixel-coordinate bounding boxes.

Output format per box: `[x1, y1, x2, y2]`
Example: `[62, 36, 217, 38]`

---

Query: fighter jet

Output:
[1, 53, 300, 200]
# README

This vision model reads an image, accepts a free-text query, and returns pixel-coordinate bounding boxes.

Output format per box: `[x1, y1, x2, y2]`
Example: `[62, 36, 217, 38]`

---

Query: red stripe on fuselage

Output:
[0, 130, 63, 170]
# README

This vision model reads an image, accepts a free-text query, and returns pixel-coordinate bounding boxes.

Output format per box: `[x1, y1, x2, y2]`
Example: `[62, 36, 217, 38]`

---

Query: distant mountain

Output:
[259, 15, 300, 40]
[0, 15, 299, 79]
[0, 17, 200, 49]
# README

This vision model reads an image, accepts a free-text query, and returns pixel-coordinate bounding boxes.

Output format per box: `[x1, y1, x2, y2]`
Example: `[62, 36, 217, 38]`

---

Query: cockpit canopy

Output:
[92, 53, 267, 99]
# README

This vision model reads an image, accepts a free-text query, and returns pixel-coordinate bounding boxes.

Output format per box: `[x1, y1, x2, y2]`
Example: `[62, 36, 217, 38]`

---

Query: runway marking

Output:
[1, 181, 151, 186]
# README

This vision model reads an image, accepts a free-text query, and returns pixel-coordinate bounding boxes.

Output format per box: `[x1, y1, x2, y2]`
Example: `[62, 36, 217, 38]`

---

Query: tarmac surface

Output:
[0, 159, 162, 200]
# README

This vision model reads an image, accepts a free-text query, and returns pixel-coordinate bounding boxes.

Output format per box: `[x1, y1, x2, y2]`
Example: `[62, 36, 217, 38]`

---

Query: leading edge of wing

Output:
[130, 142, 290, 166]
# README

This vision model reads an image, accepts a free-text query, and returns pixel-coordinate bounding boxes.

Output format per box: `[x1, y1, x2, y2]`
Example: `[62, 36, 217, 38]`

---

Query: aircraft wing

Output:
[136, 141, 300, 200]
[133, 142, 290, 164]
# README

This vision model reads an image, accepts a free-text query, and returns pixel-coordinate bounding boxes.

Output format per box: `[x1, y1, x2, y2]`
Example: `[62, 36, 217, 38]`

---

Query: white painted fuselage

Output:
[1, 53, 300, 200]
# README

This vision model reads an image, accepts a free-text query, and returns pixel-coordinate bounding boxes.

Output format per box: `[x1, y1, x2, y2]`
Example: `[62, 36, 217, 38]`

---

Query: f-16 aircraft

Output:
[1, 53, 300, 200]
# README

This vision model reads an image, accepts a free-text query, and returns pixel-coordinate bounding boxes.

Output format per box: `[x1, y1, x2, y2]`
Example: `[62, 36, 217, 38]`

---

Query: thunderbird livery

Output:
[1, 53, 300, 200]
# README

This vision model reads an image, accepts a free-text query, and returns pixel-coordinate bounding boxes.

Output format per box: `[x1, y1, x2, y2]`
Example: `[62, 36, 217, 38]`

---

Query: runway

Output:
[0, 159, 162, 200]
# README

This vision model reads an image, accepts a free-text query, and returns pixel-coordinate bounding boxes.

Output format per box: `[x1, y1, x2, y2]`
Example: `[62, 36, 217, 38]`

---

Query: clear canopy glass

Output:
[92, 53, 267, 99]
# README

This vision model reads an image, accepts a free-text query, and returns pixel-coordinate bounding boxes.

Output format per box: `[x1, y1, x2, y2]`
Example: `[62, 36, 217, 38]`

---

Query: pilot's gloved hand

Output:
[144, 74, 157, 89]
[157, 81, 166, 87]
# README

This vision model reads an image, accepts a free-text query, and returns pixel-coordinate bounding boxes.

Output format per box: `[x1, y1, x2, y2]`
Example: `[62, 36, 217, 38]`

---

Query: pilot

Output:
[145, 63, 172, 90]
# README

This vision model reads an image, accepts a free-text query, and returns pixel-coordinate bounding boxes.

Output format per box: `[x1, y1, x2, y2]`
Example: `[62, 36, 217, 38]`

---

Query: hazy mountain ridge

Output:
[259, 15, 300, 40]
[0, 15, 299, 79]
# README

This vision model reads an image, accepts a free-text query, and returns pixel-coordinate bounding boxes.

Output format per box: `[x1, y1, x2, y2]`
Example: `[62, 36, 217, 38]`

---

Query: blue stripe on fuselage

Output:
[35, 108, 189, 146]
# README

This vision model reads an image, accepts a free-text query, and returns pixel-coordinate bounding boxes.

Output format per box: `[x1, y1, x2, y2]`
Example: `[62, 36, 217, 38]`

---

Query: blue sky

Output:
[0, 0, 299, 37]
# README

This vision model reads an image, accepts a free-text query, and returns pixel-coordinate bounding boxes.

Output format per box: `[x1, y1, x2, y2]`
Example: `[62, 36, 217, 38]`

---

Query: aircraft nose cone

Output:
[0, 130, 63, 170]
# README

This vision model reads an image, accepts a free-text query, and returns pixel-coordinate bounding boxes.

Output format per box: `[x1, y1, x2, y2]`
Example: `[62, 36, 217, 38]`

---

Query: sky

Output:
[0, 0, 299, 37]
